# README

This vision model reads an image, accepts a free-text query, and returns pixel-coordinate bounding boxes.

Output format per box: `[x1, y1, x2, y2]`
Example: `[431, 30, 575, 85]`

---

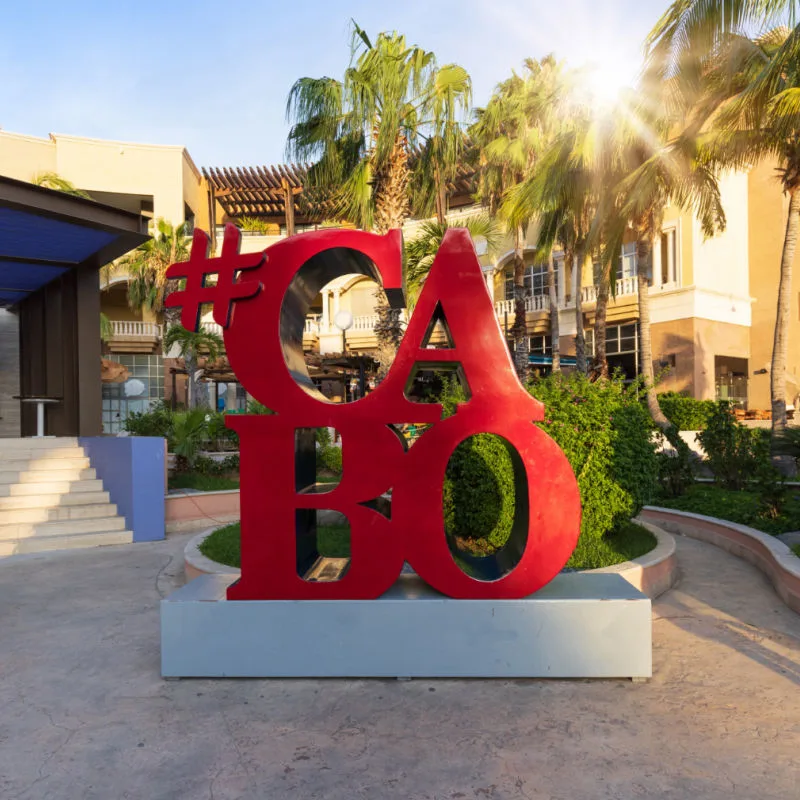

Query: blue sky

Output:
[0, 0, 670, 167]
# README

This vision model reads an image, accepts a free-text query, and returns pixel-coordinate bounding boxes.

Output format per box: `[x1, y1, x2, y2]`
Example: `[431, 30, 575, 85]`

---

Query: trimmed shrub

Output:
[438, 374, 659, 564]
[319, 445, 343, 474]
[657, 426, 695, 497]
[443, 433, 516, 550]
[194, 454, 240, 476]
[532, 374, 659, 550]
[698, 402, 766, 490]
[657, 391, 716, 431]
[123, 401, 172, 438]
[205, 411, 239, 450]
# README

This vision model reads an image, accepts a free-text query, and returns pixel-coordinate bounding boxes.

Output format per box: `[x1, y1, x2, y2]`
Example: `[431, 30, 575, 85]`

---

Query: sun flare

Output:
[581, 57, 637, 113]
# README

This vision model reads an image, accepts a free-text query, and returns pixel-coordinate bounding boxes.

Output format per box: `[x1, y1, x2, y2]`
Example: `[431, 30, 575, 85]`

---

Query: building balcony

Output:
[106, 320, 162, 354]
[580, 277, 639, 305]
[494, 295, 551, 318]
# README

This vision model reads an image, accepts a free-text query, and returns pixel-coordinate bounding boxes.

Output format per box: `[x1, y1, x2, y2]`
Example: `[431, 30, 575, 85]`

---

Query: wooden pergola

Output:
[203, 158, 479, 238]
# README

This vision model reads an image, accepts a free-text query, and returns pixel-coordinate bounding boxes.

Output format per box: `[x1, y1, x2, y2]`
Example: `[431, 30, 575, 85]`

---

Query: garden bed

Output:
[169, 473, 240, 492]
[196, 519, 657, 571]
[185, 519, 676, 598]
[168, 471, 339, 492]
[640, 506, 800, 614]
[656, 484, 800, 535]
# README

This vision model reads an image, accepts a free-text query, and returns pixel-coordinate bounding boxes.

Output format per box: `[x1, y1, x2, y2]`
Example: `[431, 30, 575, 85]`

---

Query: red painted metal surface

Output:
[166, 225, 581, 600]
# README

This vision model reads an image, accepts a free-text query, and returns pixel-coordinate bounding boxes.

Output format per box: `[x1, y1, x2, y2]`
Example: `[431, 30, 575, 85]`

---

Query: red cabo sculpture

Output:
[166, 225, 581, 601]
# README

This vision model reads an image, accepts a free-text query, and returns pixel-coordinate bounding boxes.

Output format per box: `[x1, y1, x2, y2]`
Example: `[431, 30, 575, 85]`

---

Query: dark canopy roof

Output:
[0, 176, 148, 307]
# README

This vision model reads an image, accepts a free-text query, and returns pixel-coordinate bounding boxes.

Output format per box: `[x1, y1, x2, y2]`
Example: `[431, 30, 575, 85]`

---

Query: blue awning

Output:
[530, 354, 577, 366]
[0, 176, 148, 307]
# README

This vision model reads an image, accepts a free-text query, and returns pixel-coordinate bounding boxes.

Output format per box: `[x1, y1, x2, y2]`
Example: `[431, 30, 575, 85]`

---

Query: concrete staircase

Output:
[0, 438, 132, 556]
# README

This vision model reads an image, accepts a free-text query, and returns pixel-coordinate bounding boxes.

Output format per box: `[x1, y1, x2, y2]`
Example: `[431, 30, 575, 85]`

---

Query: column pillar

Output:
[321, 290, 331, 333]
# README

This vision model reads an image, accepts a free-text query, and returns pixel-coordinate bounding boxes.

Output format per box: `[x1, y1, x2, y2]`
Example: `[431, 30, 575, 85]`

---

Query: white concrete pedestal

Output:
[161, 572, 651, 679]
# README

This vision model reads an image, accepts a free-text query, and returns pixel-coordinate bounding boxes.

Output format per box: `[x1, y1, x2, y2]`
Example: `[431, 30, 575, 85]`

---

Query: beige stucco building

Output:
[1, 128, 797, 426]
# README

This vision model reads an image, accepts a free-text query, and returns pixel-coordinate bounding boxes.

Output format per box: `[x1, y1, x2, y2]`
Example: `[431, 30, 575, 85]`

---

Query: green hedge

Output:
[533, 374, 659, 566]
[657, 392, 716, 431]
[319, 445, 343, 474]
[439, 374, 659, 567]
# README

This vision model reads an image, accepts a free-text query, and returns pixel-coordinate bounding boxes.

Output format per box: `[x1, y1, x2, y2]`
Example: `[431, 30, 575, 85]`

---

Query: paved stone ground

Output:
[1, 533, 798, 800]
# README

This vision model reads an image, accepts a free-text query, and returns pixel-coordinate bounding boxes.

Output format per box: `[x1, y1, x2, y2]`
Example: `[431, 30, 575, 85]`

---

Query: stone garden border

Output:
[588, 519, 677, 599]
[640, 506, 800, 615]
[184, 520, 678, 599]
[166, 489, 240, 534]
[184, 526, 240, 583]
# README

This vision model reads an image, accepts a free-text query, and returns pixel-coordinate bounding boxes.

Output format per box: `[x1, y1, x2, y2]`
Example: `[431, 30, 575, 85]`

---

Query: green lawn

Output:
[199, 522, 351, 567]
[792, 544, 800, 558]
[198, 520, 655, 571]
[170, 472, 341, 492]
[565, 521, 657, 570]
[655, 484, 800, 535]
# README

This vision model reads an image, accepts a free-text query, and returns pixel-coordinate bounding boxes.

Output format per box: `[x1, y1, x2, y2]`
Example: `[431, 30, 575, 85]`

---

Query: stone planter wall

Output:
[165, 490, 240, 534]
[640, 506, 800, 615]
[184, 518, 678, 600]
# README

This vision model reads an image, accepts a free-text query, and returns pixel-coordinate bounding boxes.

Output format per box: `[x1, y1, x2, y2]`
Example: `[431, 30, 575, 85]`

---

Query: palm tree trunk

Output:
[434, 166, 447, 225]
[373, 134, 411, 234]
[637, 238, 669, 429]
[511, 226, 529, 382]
[547, 250, 560, 372]
[185, 353, 196, 409]
[372, 133, 410, 375]
[574, 248, 587, 374]
[771, 188, 800, 437]
[594, 265, 609, 379]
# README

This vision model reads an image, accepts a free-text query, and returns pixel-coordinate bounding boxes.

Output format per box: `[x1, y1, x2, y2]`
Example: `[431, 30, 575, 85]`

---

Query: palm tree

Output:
[33, 172, 91, 199]
[100, 312, 113, 343]
[404, 214, 504, 305]
[117, 219, 190, 325]
[505, 113, 598, 375]
[164, 325, 223, 409]
[286, 22, 472, 234]
[600, 85, 727, 427]
[649, 5, 800, 434]
[472, 56, 568, 379]
[286, 22, 471, 378]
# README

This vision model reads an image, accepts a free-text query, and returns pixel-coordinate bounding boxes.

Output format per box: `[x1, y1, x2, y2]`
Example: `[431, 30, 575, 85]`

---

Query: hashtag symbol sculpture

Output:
[165, 223, 264, 332]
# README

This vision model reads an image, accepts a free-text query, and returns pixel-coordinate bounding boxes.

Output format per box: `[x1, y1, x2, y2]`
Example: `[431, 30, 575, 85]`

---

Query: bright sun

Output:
[581, 58, 637, 113]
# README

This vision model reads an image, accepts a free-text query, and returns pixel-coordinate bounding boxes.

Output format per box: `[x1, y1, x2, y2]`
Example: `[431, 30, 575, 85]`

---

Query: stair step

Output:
[0, 529, 133, 556]
[0, 503, 118, 524]
[0, 438, 79, 449]
[0, 515, 127, 540]
[2, 446, 86, 460]
[0, 468, 96, 485]
[0, 491, 110, 510]
[1, 456, 91, 471]
[0, 479, 105, 497]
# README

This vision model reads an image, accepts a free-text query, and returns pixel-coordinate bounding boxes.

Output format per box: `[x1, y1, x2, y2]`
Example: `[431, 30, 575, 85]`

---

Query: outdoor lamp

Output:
[333, 309, 354, 354]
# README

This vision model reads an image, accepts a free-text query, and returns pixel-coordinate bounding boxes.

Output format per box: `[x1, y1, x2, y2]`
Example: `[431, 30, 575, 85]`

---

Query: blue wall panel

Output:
[80, 436, 166, 542]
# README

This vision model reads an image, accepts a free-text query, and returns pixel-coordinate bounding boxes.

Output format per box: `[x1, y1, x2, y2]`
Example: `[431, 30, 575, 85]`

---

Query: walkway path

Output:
[0, 533, 798, 800]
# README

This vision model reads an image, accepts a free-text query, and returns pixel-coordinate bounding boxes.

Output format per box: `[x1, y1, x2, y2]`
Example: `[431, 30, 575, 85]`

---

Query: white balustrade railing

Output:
[494, 295, 551, 318]
[304, 315, 321, 334]
[616, 276, 638, 296]
[352, 313, 380, 331]
[111, 320, 161, 338]
[581, 277, 638, 305]
[201, 321, 224, 338]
